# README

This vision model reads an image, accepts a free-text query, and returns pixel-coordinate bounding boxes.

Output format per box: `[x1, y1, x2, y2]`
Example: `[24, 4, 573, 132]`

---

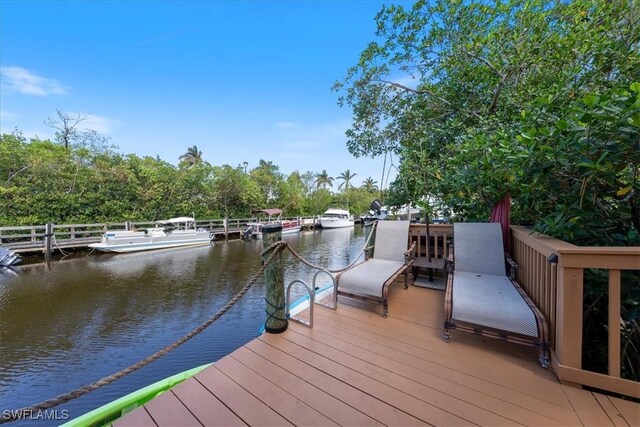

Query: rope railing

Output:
[1, 229, 375, 424]
[0, 241, 287, 424]
[283, 221, 376, 274]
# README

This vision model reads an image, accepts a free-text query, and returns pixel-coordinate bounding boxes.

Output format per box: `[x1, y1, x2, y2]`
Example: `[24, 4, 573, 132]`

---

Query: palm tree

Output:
[337, 169, 357, 191]
[360, 177, 379, 193]
[314, 170, 334, 190]
[179, 145, 203, 166]
[258, 159, 275, 172]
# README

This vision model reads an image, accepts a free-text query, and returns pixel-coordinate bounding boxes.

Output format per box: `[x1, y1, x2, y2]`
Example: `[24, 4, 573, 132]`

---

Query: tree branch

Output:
[464, 51, 505, 79]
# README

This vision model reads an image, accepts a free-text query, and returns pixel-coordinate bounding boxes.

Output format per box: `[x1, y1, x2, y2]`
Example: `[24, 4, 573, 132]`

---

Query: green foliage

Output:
[335, 0, 639, 380]
[0, 132, 378, 224]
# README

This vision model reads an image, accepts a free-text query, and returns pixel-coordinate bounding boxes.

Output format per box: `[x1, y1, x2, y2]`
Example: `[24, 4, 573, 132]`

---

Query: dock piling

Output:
[262, 224, 287, 334]
[44, 222, 54, 261]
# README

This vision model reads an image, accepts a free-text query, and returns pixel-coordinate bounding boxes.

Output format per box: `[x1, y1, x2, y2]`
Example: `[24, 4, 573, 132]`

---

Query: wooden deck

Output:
[115, 284, 639, 426]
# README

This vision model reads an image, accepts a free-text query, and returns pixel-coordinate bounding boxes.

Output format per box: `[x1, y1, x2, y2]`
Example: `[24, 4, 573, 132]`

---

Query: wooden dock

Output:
[114, 284, 639, 426]
[0, 217, 319, 254]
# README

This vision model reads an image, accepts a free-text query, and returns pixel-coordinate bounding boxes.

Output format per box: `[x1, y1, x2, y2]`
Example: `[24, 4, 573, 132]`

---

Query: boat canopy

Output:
[252, 209, 282, 216]
[157, 217, 195, 224]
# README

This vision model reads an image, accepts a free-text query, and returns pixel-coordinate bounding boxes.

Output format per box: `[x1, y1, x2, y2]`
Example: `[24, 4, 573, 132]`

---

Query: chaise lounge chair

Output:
[335, 220, 415, 317]
[444, 223, 550, 368]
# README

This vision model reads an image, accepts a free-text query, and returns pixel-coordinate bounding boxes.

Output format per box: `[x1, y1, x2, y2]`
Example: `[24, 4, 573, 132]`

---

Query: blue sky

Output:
[0, 0, 405, 187]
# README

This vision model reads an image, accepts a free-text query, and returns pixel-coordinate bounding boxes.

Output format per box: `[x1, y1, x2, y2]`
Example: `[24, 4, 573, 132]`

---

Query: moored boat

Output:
[88, 217, 212, 253]
[0, 246, 21, 267]
[243, 209, 301, 239]
[318, 208, 354, 229]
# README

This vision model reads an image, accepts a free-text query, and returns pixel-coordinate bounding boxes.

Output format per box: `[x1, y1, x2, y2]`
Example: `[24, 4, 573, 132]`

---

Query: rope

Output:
[264, 298, 287, 323]
[1, 236, 369, 423]
[52, 235, 71, 256]
[0, 242, 287, 424]
[281, 222, 376, 274]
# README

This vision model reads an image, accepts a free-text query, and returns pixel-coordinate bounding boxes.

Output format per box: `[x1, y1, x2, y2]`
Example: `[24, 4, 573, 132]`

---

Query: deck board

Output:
[143, 389, 202, 426]
[170, 377, 247, 426]
[196, 365, 293, 426]
[287, 319, 575, 426]
[214, 356, 337, 426]
[277, 326, 520, 426]
[245, 338, 425, 426]
[593, 393, 629, 427]
[310, 305, 580, 424]
[113, 406, 157, 427]
[608, 395, 640, 427]
[118, 284, 639, 426]
[230, 346, 384, 426]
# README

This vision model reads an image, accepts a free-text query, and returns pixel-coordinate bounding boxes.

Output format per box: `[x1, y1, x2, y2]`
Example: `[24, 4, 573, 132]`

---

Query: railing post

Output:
[262, 224, 287, 334]
[223, 218, 229, 241]
[556, 264, 584, 371]
[70, 226, 76, 239]
[608, 269, 621, 378]
[125, 221, 132, 231]
[44, 222, 54, 261]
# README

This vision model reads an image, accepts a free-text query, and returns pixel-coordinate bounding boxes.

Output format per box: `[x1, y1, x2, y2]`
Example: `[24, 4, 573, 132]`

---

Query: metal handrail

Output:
[286, 279, 315, 328]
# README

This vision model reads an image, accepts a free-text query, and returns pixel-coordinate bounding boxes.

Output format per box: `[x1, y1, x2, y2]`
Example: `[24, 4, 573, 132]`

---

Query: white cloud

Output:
[77, 113, 120, 134]
[275, 121, 297, 129]
[0, 109, 18, 120]
[0, 66, 68, 96]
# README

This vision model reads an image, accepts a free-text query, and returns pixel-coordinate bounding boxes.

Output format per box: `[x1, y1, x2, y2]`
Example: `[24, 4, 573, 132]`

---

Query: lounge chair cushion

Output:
[373, 221, 411, 262]
[338, 259, 406, 298]
[454, 223, 506, 276]
[452, 271, 539, 337]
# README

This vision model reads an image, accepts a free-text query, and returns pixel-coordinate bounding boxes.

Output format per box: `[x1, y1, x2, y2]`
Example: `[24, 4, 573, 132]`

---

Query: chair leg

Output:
[382, 301, 388, 317]
[539, 342, 550, 369]
[443, 322, 451, 342]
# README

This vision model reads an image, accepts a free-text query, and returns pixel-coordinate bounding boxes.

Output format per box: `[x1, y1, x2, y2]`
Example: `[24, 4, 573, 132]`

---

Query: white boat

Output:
[0, 246, 21, 267]
[243, 209, 301, 239]
[318, 208, 354, 229]
[88, 217, 212, 253]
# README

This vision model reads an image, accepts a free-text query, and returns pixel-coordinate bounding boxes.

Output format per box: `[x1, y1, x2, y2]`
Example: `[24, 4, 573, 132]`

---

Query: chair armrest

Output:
[505, 252, 518, 281]
[445, 252, 454, 274]
[404, 241, 417, 264]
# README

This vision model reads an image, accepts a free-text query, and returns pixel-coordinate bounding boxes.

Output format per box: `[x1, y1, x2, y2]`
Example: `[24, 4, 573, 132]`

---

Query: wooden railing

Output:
[0, 216, 320, 253]
[409, 224, 453, 260]
[511, 225, 640, 398]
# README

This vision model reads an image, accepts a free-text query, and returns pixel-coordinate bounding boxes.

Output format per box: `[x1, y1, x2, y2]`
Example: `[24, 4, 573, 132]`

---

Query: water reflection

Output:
[0, 227, 364, 425]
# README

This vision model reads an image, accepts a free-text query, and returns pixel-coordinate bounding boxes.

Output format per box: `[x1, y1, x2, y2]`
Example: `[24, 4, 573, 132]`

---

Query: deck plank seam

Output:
[241, 341, 401, 426]
[313, 303, 574, 410]
[230, 347, 384, 427]
[208, 365, 296, 425]
[216, 353, 339, 426]
[288, 320, 576, 425]
[268, 332, 483, 426]
[192, 375, 251, 426]
[315, 306, 544, 383]
[281, 325, 530, 427]
[592, 393, 630, 427]
[256, 335, 438, 427]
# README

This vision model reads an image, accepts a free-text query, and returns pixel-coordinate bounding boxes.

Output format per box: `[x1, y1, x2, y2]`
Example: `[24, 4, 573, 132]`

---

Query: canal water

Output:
[0, 226, 366, 425]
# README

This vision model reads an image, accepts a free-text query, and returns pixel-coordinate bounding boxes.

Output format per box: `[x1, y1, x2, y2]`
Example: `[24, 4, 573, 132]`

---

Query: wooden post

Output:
[223, 218, 229, 241]
[44, 222, 54, 261]
[556, 264, 584, 371]
[70, 226, 76, 239]
[262, 224, 287, 334]
[125, 221, 132, 231]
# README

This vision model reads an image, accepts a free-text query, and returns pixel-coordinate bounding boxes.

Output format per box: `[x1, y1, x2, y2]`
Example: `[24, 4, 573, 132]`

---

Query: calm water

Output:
[0, 227, 365, 425]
